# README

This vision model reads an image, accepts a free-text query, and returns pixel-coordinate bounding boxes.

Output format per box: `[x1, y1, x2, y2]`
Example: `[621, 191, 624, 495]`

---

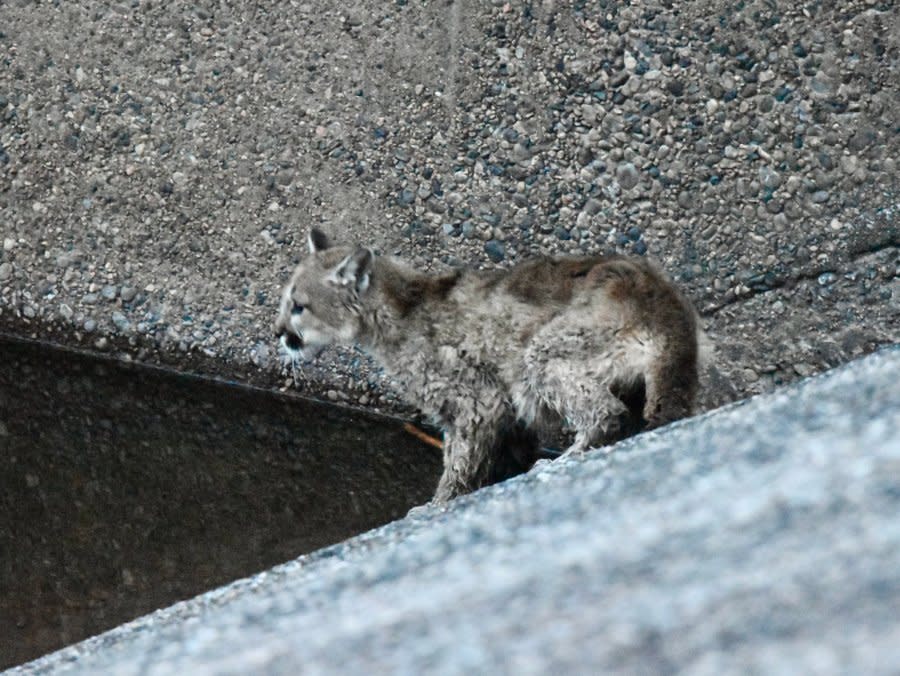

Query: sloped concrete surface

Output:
[9, 347, 900, 674]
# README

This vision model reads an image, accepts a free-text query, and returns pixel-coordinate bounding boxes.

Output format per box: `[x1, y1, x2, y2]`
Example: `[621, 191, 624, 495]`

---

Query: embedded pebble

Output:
[112, 312, 131, 332]
[616, 163, 640, 191]
[484, 240, 506, 263]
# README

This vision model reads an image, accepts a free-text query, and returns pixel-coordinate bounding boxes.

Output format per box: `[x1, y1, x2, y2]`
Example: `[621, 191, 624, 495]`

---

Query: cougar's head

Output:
[274, 227, 374, 361]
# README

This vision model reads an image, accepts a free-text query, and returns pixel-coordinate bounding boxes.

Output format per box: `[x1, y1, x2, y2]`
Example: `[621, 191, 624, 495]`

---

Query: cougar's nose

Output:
[275, 322, 304, 351]
[275, 321, 303, 350]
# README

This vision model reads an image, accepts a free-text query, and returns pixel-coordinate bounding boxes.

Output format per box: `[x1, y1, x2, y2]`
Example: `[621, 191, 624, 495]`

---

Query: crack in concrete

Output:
[700, 240, 898, 317]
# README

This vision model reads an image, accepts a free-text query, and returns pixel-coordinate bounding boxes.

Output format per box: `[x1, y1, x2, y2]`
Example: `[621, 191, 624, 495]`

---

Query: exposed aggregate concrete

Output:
[1, 0, 897, 413]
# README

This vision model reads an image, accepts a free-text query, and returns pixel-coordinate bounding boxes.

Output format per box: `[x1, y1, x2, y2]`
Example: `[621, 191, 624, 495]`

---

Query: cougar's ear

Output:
[329, 247, 374, 294]
[308, 227, 330, 254]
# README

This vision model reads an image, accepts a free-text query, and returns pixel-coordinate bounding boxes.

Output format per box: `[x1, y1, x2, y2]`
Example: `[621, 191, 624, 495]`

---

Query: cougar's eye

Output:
[291, 302, 304, 316]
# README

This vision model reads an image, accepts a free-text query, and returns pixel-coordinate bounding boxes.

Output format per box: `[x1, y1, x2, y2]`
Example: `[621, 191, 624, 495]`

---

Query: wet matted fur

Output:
[275, 228, 704, 504]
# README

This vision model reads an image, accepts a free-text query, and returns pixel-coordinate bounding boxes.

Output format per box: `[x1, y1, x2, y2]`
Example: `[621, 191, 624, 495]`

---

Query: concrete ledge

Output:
[10, 346, 899, 674]
[0, 336, 439, 669]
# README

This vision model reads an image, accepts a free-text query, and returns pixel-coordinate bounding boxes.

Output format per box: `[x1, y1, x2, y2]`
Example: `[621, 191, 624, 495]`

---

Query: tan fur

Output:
[275, 229, 703, 504]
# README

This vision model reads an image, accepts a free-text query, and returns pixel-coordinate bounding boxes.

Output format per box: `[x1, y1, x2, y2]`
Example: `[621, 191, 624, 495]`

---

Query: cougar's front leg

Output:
[431, 390, 509, 504]
[432, 431, 476, 503]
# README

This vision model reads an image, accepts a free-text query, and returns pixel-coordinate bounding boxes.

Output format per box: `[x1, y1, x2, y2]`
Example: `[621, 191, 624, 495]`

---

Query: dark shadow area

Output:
[0, 337, 442, 669]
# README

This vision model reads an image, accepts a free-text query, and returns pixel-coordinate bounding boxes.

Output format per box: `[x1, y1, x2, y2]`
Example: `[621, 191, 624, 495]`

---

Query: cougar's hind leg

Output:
[642, 347, 698, 431]
[559, 384, 628, 457]
[527, 336, 630, 458]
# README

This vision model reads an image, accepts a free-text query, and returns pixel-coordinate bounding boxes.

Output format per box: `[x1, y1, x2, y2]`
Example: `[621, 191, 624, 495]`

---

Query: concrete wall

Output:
[1, 0, 896, 412]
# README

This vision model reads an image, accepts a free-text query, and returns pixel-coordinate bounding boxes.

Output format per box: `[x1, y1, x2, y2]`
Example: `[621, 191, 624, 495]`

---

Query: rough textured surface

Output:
[1, 1, 897, 414]
[10, 347, 900, 674]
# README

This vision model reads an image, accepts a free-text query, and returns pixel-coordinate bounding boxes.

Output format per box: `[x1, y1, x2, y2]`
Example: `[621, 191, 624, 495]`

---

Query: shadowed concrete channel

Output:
[7, 346, 899, 674]
[0, 336, 441, 669]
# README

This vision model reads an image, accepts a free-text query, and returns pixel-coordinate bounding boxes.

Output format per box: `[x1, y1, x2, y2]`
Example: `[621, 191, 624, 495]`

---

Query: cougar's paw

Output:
[560, 443, 589, 459]
[406, 502, 435, 518]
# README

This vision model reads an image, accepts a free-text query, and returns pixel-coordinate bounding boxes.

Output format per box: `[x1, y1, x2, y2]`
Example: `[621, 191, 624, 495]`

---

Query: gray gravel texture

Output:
[10, 347, 900, 674]
[1, 0, 898, 413]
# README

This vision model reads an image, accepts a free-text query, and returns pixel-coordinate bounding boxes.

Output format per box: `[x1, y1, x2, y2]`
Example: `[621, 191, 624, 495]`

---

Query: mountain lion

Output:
[275, 228, 704, 504]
